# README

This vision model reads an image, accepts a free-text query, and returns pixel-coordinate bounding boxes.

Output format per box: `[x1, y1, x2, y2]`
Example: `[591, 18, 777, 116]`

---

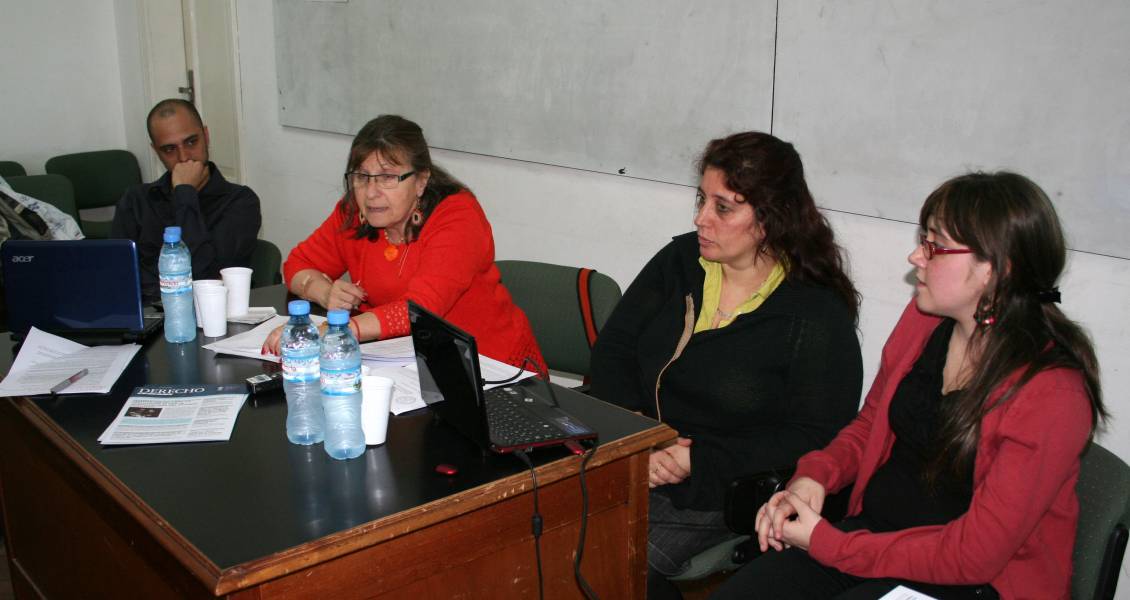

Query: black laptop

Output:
[408, 300, 596, 454]
[2, 239, 163, 342]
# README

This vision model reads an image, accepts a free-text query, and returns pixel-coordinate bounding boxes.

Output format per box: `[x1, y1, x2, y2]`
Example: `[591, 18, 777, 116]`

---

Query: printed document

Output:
[360, 336, 415, 366]
[373, 353, 538, 415]
[98, 384, 247, 445]
[203, 314, 326, 362]
[0, 327, 141, 396]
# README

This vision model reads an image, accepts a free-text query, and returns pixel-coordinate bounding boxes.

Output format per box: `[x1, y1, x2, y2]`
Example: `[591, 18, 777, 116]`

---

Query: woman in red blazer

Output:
[264, 115, 543, 372]
[713, 172, 1106, 599]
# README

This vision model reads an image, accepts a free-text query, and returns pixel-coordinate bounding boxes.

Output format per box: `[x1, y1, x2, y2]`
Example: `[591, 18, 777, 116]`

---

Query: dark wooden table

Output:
[0, 285, 673, 599]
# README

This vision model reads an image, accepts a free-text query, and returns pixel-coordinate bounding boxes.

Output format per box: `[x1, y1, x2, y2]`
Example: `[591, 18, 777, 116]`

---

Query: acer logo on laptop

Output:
[10, 255, 33, 263]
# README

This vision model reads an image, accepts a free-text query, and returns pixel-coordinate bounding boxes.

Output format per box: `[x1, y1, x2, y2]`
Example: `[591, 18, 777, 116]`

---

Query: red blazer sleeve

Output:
[372, 194, 493, 338]
[807, 369, 1092, 585]
[283, 203, 351, 286]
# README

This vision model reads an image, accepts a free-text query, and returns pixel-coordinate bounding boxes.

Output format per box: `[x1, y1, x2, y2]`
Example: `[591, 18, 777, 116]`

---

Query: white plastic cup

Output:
[193, 279, 224, 325]
[361, 375, 394, 446]
[220, 267, 253, 317]
[196, 285, 228, 337]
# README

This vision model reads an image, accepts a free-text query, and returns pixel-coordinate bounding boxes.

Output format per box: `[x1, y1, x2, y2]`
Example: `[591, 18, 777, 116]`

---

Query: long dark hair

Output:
[697, 131, 859, 321]
[922, 172, 1105, 484]
[338, 115, 467, 241]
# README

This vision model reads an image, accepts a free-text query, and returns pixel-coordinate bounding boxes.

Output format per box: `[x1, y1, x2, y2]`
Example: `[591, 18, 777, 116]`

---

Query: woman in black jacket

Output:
[588, 131, 863, 599]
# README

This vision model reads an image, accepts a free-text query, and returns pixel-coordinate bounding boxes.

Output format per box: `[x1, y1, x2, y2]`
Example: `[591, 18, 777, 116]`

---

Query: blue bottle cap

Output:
[163, 226, 182, 243]
[287, 300, 310, 316]
[326, 309, 350, 326]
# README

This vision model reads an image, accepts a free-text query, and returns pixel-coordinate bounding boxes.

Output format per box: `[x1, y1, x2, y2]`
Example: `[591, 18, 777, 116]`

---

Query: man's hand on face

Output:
[171, 160, 209, 191]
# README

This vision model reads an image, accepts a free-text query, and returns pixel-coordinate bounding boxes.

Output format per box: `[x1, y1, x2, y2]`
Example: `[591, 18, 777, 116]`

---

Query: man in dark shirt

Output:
[111, 98, 261, 298]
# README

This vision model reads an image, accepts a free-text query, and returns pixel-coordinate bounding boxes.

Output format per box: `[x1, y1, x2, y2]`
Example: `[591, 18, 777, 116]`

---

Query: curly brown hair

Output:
[698, 131, 859, 322]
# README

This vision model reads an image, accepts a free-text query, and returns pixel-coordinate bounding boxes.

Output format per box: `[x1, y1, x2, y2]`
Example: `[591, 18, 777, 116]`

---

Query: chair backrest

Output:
[250, 239, 283, 289]
[0, 161, 27, 178]
[495, 260, 622, 376]
[1072, 442, 1130, 600]
[44, 150, 141, 211]
[4, 174, 80, 222]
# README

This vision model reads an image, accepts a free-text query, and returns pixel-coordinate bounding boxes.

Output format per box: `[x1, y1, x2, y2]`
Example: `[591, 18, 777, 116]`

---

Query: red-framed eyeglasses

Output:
[919, 233, 974, 260]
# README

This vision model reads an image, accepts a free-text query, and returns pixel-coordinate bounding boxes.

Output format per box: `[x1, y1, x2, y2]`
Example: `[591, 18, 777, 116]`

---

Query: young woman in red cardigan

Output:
[713, 172, 1106, 599]
[263, 115, 543, 372]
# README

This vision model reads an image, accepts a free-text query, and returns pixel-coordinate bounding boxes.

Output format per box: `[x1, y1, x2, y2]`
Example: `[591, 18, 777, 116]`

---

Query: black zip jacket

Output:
[589, 232, 863, 510]
[110, 162, 261, 298]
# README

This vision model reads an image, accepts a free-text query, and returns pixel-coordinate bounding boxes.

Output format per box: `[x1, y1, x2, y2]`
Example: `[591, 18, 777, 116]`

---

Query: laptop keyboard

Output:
[485, 387, 561, 447]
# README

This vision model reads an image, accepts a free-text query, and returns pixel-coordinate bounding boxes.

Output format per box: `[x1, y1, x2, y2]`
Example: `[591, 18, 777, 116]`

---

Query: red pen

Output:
[50, 368, 89, 394]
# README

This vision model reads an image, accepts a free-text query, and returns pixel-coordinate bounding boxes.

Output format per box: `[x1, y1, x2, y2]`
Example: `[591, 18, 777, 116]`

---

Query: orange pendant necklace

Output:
[384, 228, 402, 261]
[384, 229, 411, 276]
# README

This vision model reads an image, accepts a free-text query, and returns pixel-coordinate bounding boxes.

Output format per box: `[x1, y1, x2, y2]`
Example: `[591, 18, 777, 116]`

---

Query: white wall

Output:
[0, 1, 131, 174]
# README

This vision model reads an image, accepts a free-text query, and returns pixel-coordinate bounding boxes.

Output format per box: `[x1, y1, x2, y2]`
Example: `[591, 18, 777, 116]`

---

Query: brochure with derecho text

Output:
[98, 384, 248, 445]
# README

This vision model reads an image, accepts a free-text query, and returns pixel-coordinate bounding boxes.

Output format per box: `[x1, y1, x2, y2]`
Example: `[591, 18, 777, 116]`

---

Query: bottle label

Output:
[281, 351, 319, 383]
[160, 270, 193, 296]
[321, 366, 360, 396]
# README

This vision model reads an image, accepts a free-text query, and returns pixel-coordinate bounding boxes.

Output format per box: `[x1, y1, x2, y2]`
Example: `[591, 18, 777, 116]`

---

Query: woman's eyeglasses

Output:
[345, 170, 415, 190]
[919, 233, 973, 260]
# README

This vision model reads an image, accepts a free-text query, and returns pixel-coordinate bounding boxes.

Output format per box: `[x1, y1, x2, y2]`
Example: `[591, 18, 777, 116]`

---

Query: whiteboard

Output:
[274, 0, 1130, 259]
[274, 0, 777, 185]
[773, 1, 1130, 259]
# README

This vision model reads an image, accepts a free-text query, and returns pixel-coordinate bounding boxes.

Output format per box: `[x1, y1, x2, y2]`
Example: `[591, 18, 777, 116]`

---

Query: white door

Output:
[140, 0, 243, 183]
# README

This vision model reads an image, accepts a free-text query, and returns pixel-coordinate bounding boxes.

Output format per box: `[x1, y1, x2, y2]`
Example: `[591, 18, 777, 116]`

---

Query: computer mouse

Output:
[434, 463, 458, 476]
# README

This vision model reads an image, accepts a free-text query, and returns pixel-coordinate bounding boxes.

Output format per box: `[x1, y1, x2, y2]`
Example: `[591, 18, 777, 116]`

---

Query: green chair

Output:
[45, 149, 141, 239]
[0, 161, 27, 178]
[250, 239, 283, 289]
[1073, 442, 1130, 600]
[495, 260, 622, 378]
[4, 174, 80, 223]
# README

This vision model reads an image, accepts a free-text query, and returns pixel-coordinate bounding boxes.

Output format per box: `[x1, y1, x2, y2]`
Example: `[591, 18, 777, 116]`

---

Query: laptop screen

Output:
[408, 301, 493, 450]
[2, 239, 148, 336]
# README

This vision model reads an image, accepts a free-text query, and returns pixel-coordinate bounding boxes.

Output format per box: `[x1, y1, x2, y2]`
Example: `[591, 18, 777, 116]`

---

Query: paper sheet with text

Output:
[0, 328, 141, 396]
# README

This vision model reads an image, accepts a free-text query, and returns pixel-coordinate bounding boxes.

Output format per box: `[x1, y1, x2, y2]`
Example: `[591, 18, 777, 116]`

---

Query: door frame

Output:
[134, 0, 245, 184]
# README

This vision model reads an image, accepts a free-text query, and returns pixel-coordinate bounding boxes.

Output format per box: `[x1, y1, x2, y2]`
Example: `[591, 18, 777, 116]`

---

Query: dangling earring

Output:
[973, 298, 996, 326]
[408, 195, 424, 227]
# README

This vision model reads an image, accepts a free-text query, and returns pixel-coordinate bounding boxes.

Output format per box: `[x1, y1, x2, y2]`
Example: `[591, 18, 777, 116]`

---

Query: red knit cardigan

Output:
[283, 190, 544, 372]
[795, 300, 1092, 599]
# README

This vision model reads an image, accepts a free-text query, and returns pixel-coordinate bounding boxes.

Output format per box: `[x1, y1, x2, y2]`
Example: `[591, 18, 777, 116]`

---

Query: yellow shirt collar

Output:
[694, 258, 786, 333]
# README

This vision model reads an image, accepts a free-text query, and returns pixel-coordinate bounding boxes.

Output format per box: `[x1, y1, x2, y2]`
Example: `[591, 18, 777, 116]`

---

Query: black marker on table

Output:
[50, 368, 89, 394]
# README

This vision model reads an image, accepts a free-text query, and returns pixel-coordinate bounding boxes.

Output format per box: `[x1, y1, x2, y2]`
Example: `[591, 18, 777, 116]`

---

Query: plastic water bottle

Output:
[282, 300, 324, 445]
[320, 309, 365, 460]
[159, 226, 196, 343]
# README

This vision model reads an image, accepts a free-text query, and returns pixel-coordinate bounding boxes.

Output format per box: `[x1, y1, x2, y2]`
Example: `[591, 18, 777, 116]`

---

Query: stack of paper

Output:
[377, 353, 539, 415]
[227, 307, 277, 325]
[360, 337, 415, 366]
[202, 314, 327, 363]
[0, 328, 141, 396]
[200, 317, 538, 416]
